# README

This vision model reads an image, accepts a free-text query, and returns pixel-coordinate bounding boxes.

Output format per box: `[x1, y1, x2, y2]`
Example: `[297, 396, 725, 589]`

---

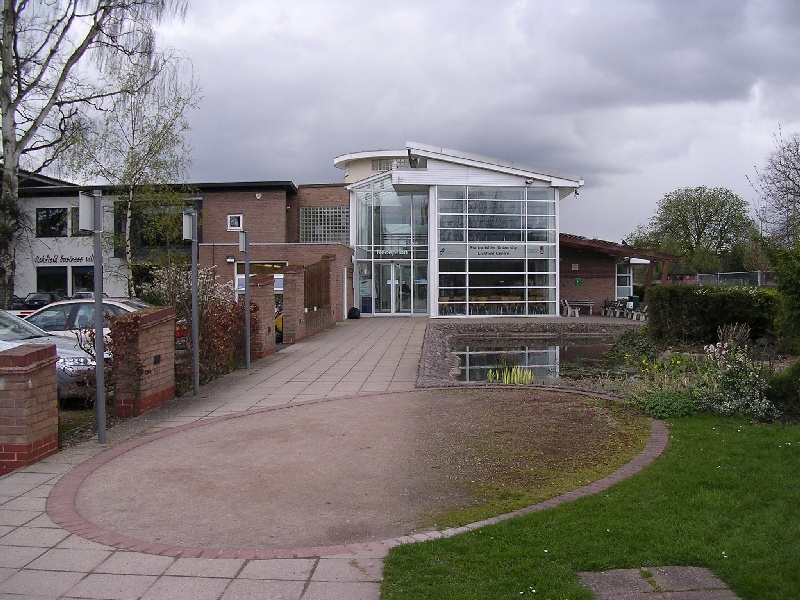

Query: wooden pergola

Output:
[559, 234, 678, 288]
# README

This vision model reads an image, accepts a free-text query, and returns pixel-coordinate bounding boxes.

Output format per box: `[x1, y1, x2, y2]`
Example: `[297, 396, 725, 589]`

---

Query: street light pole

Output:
[239, 230, 250, 369]
[92, 190, 106, 444]
[183, 210, 199, 396]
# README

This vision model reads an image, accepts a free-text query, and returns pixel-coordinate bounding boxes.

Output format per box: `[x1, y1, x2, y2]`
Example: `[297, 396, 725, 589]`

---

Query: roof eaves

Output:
[406, 141, 584, 187]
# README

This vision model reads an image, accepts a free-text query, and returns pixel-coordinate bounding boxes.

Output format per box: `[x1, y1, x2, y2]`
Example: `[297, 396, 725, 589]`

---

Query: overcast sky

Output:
[158, 0, 800, 242]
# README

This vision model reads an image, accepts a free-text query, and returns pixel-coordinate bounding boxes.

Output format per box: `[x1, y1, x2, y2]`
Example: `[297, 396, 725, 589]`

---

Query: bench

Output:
[564, 300, 594, 316]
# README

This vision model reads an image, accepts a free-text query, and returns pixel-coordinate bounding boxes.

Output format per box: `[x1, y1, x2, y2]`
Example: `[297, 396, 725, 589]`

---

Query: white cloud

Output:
[157, 0, 800, 239]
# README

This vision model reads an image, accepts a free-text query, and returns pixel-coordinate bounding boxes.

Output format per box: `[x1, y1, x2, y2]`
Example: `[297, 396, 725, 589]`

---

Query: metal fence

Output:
[694, 271, 776, 287]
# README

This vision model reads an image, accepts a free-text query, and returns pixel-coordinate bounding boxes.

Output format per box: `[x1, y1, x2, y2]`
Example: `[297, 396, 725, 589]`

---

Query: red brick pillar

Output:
[250, 274, 276, 359]
[111, 307, 176, 418]
[282, 265, 306, 343]
[323, 254, 340, 325]
[0, 345, 59, 474]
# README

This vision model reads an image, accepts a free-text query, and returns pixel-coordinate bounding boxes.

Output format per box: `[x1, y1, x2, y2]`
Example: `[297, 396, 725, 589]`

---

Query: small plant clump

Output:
[616, 323, 781, 421]
[486, 365, 533, 384]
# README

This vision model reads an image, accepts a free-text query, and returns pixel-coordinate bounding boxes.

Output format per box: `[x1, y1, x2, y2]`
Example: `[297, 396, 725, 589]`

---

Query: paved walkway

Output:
[0, 317, 739, 599]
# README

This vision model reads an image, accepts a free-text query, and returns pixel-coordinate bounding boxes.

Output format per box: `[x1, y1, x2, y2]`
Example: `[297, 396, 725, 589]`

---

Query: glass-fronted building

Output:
[334, 142, 584, 317]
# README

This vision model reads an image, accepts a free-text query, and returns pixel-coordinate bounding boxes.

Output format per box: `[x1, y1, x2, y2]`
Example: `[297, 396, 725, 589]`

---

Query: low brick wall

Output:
[281, 259, 337, 343]
[250, 274, 276, 359]
[0, 344, 59, 475]
[111, 307, 176, 418]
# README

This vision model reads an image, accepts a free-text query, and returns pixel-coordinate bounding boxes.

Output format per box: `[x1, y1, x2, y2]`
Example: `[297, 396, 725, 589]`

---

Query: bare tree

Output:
[0, 0, 188, 308]
[64, 52, 201, 295]
[750, 128, 800, 248]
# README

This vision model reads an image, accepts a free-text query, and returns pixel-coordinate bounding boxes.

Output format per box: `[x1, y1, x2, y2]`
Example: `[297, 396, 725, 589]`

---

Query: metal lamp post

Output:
[78, 190, 106, 444]
[183, 210, 200, 396]
[239, 230, 251, 369]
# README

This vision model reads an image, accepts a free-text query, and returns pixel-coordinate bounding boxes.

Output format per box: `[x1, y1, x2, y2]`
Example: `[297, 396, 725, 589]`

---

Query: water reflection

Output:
[451, 339, 612, 382]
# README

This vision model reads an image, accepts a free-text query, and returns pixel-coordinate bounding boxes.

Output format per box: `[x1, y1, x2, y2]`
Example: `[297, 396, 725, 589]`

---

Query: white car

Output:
[0, 310, 95, 400]
[24, 298, 150, 338]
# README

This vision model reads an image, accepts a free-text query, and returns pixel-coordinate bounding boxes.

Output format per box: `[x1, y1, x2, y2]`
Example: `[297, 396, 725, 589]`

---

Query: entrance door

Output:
[374, 262, 412, 314]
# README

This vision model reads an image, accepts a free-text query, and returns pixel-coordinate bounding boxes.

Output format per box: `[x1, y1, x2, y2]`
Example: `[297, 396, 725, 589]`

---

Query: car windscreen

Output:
[25, 304, 73, 331]
[0, 310, 50, 341]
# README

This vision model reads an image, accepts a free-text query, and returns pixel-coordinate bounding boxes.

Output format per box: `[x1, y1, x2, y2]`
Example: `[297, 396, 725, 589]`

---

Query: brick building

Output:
[12, 143, 672, 319]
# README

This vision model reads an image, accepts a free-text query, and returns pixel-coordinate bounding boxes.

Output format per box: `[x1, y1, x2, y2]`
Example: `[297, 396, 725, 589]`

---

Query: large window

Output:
[36, 208, 68, 238]
[352, 176, 429, 314]
[300, 207, 349, 244]
[437, 185, 557, 316]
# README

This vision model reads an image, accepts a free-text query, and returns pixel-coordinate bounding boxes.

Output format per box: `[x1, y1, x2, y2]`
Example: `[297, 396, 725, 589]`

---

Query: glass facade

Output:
[436, 185, 557, 316]
[353, 177, 558, 317]
[354, 177, 428, 315]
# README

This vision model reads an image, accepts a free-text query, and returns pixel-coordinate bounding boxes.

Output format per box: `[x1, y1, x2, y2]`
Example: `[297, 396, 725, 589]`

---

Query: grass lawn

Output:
[381, 414, 800, 599]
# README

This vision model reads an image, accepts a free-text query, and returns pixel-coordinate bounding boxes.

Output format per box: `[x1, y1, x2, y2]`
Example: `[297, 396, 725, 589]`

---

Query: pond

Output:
[451, 338, 614, 383]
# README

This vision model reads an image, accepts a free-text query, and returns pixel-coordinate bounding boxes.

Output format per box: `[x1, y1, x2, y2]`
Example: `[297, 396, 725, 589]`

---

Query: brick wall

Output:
[287, 184, 348, 243]
[111, 307, 176, 418]
[0, 344, 59, 475]
[202, 189, 289, 245]
[250, 274, 276, 359]
[560, 247, 617, 311]
[198, 243, 354, 320]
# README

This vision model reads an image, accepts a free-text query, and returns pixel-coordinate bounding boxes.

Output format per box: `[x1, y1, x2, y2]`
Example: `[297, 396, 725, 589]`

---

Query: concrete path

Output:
[0, 317, 739, 599]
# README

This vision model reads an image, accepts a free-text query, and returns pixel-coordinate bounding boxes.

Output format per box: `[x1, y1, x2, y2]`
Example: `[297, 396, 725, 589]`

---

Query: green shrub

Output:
[766, 359, 800, 416]
[769, 245, 800, 353]
[646, 285, 779, 344]
[605, 328, 660, 363]
[642, 391, 697, 418]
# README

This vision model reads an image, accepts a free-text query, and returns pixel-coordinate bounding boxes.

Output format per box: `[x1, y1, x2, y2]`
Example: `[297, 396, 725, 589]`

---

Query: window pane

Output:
[468, 215, 522, 229]
[468, 187, 524, 200]
[439, 215, 464, 228]
[438, 199, 465, 213]
[527, 230, 556, 242]
[439, 260, 466, 272]
[527, 201, 555, 216]
[528, 259, 554, 272]
[439, 229, 464, 242]
[469, 259, 524, 273]
[468, 230, 523, 242]
[469, 273, 525, 287]
[439, 274, 466, 287]
[439, 186, 466, 199]
[467, 200, 523, 215]
[36, 208, 68, 237]
[527, 188, 553, 201]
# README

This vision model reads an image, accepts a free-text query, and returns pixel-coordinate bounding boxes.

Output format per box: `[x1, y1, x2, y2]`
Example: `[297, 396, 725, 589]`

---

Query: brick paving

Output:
[0, 317, 739, 599]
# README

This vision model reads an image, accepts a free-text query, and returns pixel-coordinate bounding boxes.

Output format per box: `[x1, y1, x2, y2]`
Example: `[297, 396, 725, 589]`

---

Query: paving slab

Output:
[0, 317, 744, 599]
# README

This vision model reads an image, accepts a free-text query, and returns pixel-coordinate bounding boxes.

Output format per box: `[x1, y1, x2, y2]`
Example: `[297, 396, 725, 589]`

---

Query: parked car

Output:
[70, 291, 109, 300]
[0, 310, 95, 400]
[24, 298, 151, 338]
[11, 295, 24, 310]
[22, 291, 64, 310]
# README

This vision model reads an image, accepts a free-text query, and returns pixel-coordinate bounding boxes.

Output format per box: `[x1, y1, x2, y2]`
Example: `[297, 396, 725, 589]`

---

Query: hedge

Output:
[646, 285, 779, 344]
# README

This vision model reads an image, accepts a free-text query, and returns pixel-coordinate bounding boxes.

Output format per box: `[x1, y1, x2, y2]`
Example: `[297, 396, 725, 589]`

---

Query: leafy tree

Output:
[768, 243, 800, 352]
[63, 52, 202, 295]
[750, 128, 800, 248]
[627, 186, 755, 274]
[0, 0, 188, 308]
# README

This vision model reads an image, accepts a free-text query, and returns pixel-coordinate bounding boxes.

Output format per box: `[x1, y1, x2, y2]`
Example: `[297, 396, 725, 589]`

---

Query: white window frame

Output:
[227, 214, 243, 231]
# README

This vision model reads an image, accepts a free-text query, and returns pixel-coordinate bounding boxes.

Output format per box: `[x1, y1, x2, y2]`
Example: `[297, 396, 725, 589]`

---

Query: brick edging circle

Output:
[46, 388, 669, 559]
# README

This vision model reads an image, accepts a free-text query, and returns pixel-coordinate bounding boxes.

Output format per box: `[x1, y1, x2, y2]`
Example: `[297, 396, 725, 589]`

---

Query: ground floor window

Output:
[36, 266, 68, 295]
[72, 266, 94, 293]
[616, 262, 633, 299]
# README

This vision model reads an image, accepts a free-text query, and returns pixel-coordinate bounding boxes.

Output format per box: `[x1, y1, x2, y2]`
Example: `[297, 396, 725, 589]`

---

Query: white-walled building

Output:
[334, 142, 584, 317]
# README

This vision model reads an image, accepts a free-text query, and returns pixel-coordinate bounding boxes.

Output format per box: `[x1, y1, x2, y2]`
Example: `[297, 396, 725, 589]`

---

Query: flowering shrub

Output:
[141, 265, 261, 393]
[693, 341, 778, 421]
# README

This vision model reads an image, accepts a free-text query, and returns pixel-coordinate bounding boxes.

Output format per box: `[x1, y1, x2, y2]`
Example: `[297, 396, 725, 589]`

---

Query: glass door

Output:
[374, 261, 413, 314]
